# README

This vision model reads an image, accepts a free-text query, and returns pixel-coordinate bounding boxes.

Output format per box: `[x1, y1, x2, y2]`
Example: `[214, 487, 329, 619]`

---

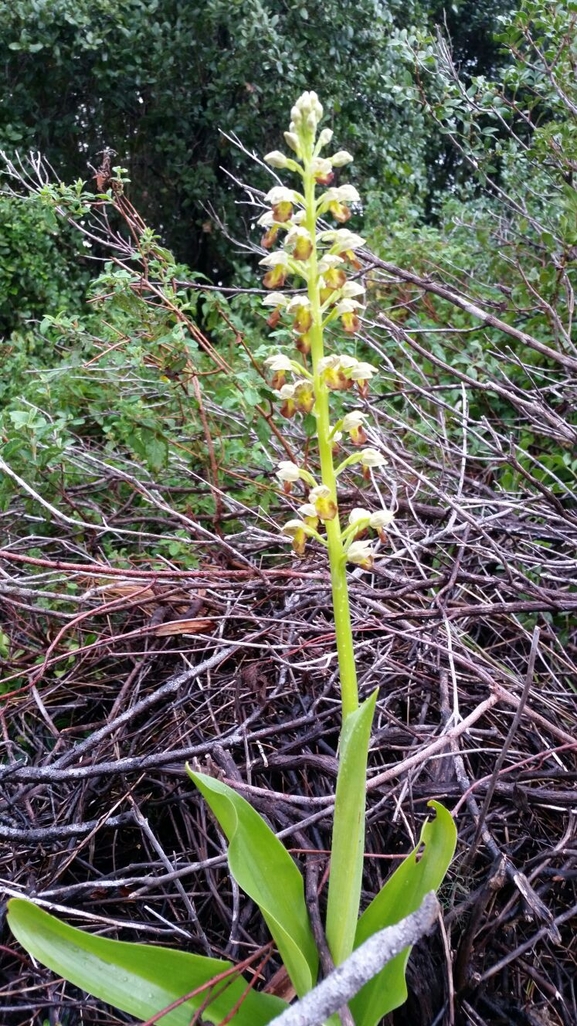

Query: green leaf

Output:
[350, 802, 457, 1026]
[188, 769, 318, 997]
[7, 898, 286, 1026]
[325, 691, 377, 965]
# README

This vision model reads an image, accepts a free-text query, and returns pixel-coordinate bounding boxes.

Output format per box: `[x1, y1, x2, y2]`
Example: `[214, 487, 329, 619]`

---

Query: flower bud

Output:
[370, 509, 394, 541]
[330, 150, 354, 167]
[277, 461, 301, 479]
[264, 150, 289, 168]
[341, 280, 365, 300]
[276, 461, 301, 494]
[348, 508, 371, 537]
[284, 131, 301, 154]
[264, 353, 293, 371]
[262, 292, 288, 308]
[370, 510, 394, 529]
[298, 502, 318, 520]
[332, 185, 360, 203]
[317, 128, 334, 148]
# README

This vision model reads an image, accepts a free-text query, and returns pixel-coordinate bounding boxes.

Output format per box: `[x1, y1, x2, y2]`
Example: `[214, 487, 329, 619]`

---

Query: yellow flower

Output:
[342, 410, 368, 445]
[298, 502, 319, 529]
[293, 379, 315, 414]
[308, 484, 337, 521]
[265, 186, 300, 224]
[259, 251, 290, 289]
[346, 539, 375, 569]
[282, 519, 308, 556]
[287, 295, 313, 334]
[318, 185, 360, 223]
[334, 298, 363, 334]
[286, 226, 313, 261]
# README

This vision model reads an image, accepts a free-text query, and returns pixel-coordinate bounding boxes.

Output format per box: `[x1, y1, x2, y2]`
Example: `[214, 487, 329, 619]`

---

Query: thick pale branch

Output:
[268, 892, 439, 1026]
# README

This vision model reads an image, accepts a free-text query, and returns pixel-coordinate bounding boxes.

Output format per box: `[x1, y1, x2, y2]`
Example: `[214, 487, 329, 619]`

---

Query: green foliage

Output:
[0, 192, 88, 335]
[0, 0, 442, 276]
[367, 0, 577, 499]
[0, 214, 276, 534]
[188, 769, 319, 998]
[7, 898, 287, 1026]
[351, 803, 457, 1026]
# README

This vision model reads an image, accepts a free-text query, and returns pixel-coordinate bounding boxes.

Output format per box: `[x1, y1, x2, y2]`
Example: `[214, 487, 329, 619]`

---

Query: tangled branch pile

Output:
[1, 249, 575, 1021]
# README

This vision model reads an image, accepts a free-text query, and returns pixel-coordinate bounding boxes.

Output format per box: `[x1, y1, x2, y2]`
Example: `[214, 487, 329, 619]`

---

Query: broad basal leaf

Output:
[188, 768, 318, 997]
[7, 898, 286, 1026]
[350, 801, 457, 1026]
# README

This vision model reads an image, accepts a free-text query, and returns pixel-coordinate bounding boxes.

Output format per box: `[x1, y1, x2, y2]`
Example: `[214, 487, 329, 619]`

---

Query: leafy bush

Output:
[0, 192, 88, 336]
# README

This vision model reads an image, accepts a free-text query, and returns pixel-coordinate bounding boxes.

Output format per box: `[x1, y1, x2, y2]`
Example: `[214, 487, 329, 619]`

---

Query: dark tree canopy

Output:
[0, 0, 513, 279]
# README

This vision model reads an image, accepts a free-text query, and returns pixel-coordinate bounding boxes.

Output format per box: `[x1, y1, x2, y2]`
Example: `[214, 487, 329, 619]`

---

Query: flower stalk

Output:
[262, 91, 392, 722]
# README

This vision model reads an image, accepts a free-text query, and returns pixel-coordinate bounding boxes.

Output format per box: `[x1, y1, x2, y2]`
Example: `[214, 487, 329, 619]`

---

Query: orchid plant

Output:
[7, 93, 456, 1026]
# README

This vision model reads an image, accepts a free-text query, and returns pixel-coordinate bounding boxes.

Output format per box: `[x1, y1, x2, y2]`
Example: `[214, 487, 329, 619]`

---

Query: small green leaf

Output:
[7, 898, 286, 1026]
[325, 691, 377, 965]
[350, 802, 457, 1026]
[188, 769, 318, 997]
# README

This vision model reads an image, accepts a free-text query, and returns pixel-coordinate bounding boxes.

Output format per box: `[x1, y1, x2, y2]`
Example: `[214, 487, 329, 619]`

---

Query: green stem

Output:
[302, 148, 358, 720]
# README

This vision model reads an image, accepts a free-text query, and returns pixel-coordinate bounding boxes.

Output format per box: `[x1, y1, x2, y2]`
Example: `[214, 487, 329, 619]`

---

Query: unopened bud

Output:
[317, 128, 334, 148]
[284, 131, 301, 154]
[330, 150, 354, 167]
[264, 150, 289, 168]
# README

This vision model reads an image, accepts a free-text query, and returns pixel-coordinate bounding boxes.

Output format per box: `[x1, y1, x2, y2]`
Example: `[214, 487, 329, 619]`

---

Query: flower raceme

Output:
[261, 90, 393, 570]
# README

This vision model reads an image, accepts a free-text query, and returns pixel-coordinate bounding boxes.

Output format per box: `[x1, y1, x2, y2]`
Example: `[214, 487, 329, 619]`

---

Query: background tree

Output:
[0, 0, 513, 281]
